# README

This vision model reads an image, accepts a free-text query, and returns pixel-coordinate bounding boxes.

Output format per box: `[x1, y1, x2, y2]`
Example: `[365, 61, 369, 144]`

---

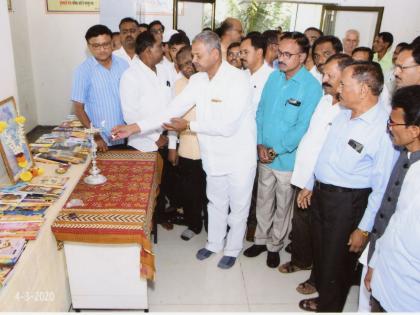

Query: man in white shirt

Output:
[113, 17, 141, 65]
[119, 31, 177, 230]
[311, 35, 343, 83]
[240, 33, 273, 241]
[364, 85, 420, 312]
[342, 29, 360, 56]
[278, 54, 353, 300]
[218, 18, 244, 60]
[113, 31, 256, 269]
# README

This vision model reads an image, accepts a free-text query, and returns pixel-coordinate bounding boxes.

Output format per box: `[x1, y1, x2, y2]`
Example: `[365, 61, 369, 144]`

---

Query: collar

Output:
[134, 57, 158, 78]
[251, 62, 272, 78]
[351, 102, 382, 124]
[90, 55, 116, 68]
[207, 60, 227, 83]
[286, 66, 308, 83]
[409, 150, 420, 164]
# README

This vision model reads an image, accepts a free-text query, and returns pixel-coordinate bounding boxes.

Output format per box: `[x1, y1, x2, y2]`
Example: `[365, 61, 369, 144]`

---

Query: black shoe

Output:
[285, 242, 292, 254]
[266, 251, 280, 268]
[243, 244, 267, 257]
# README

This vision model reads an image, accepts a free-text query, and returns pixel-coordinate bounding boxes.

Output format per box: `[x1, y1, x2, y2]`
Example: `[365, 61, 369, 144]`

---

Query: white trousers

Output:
[205, 166, 256, 257]
[358, 245, 371, 312]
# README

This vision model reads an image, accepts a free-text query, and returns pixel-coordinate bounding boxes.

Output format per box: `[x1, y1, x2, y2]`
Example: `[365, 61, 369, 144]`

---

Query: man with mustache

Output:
[394, 43, 420, 88]
[299, 62, 398, 312]
[243, 32, 322, 269]
[279, 54, 353, 302]
[114, 17, 141, 65]
[311, 35, 343, 83]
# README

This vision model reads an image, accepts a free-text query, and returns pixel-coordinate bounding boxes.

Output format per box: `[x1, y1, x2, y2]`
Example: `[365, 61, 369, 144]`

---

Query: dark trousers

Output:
[311, 182, 371, 312]
[155, 147, 182, 222]
[371, 296, 386, 312]
[178, 156, 207, 234]
[247, 167, 259, 228]
[291, 190, 314, 268]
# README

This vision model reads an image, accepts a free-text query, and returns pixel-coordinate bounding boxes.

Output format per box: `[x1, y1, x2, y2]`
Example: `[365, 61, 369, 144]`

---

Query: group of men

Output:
[71, 16, 420, 312]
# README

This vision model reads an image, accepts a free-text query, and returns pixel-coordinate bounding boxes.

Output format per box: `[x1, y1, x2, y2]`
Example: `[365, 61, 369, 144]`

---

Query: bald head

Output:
[343, 29, 360, 55]
[219, 17, 243, 44]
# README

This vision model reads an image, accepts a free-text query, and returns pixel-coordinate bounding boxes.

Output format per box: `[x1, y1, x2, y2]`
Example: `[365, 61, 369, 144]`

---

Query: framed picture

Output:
[143, 0, 184, 16]
[7, 0, 12, 11]
[0, 97, 33, 184]
[46, 0, 99, 13]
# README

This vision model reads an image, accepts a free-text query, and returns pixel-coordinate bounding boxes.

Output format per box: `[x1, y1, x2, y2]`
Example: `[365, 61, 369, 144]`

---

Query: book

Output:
[29, 176, 69, 188]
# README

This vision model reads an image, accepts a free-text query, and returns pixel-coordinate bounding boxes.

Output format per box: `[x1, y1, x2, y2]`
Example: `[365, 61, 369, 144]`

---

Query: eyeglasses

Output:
[278, 50, 300, 59]
[89, 41, 112, 50]
[394, 64, 420, 71]
[387, 118, 407, 128]
[227, 51, 241, 59]
[150, 29, 164, 34]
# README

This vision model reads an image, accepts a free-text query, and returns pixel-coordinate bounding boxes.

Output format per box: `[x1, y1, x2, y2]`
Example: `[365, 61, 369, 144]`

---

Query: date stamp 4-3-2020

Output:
[15, 291, 55, 302]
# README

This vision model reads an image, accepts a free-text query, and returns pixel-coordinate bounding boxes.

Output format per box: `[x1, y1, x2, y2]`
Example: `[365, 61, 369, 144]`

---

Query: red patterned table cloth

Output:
[51, 150, 158, 280]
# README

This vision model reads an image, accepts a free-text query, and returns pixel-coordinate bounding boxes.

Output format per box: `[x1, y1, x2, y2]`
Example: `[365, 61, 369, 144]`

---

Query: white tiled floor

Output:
[147, 225, 360, 312]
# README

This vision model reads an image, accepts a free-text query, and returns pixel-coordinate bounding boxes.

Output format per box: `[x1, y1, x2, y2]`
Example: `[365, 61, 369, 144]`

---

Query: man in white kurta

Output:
[113, 31, 256, 269]
[113, 18, 141, 65]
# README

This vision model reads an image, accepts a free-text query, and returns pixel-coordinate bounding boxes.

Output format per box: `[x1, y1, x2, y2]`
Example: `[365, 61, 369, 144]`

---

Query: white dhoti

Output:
[358, 244, 371, 312]
[205, 166, 256, 257]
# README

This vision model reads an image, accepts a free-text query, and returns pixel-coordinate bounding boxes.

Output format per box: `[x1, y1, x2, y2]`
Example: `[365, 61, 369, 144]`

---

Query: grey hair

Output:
[192, 31, 221, 54]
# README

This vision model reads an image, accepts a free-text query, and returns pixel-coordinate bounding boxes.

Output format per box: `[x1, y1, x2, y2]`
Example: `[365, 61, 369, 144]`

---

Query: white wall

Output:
[6, 0, 420, 128]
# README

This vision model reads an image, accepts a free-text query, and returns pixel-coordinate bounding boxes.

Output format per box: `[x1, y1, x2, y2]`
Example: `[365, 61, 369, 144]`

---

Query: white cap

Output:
[163, 29, 179, 43]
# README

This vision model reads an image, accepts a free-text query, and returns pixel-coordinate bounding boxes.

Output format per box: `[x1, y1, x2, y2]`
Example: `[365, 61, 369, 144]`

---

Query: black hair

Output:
[148, 20, 165, 32]
[85, 24, 112, 42]
[392, 85, 420, 126]
[352, 46, 374, 61]
[399, 44, 420, 65]
[262, 30, 279, 46]
[247, 31, 262, 37]
[112, 32, 120, 37]
[412, 36, 420, 46]
[176, 45, 192, 63]
[227, 42, 241, 53]
[135, 31, 157, 55]
[312, 35, 343, 61]
[347, 61, 384, 96]
[168, 33, 190, 47]
[396, 42, 409, 49]
[242, 34, 267, 57]
[202, 27, 213, 32]
[176, 29, 187, 37]
[304, 27, 324, 37]
[139, 23, 149, 29]
[280, 31, 310, 55]
[325, 53, 354, 71]
[119, 17, 139, 29]
[378, 32, 394, 48]
[219, 19, 235, 37]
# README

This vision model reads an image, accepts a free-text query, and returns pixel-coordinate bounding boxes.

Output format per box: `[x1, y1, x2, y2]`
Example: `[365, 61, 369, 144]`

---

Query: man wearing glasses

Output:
[226, 42, 242, 69]
[72, 24, 129, 152]
[243, 32, 322, 269]
[394, 43, 420, 88]
[113, 17, 141, 65]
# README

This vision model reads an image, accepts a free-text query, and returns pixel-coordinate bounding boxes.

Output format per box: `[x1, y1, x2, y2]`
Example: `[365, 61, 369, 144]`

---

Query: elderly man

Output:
[279, 54, 354, 297]
[113, 31, 256, 269]
[343, 29, 360, 55]
[364, 85, 420, 312]
[373, 32, 394, 73]
[113, 17, 140, 64]
[243, 32, 322, 268]
[218, 18, 244, 60]
[72, 24, 128, 152]
[299, 62, 398, 312]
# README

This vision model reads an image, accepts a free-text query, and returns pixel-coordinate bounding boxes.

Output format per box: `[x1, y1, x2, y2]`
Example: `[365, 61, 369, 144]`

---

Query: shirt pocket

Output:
[283, 101, 301, 125]
[335, 138, 364, 174]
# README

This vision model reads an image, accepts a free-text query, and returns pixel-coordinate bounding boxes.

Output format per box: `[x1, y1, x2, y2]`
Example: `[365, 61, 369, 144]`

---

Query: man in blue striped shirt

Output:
[72, 24, 129, 151]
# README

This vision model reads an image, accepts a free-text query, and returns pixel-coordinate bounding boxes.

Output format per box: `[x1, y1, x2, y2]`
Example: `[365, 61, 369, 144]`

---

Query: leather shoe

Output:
[243, 244, 267, 257]
[266, 251, 280, 268]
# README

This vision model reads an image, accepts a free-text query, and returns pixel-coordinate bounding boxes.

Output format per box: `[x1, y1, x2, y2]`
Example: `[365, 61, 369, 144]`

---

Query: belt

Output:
[314, 181, 370, 193]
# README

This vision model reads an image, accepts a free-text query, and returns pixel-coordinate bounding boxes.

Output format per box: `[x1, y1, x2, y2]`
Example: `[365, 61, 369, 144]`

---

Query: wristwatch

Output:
[358, 228, 369, 237]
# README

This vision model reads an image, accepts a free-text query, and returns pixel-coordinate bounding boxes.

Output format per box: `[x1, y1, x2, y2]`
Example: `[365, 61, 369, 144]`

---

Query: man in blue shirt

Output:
[243, 32, 322, 268]
[299, 62, 398, 312]
[72, 24, 129, 152]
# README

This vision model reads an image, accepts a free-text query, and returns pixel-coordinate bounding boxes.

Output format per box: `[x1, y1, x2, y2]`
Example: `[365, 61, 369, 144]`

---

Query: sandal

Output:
[296, 280, 317, 295]
[278, 261, 311, 273]
[298, 297, 319, 312]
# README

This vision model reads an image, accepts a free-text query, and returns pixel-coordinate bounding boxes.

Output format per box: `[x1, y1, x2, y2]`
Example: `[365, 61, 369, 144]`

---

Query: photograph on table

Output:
[0, 97, 33, 184]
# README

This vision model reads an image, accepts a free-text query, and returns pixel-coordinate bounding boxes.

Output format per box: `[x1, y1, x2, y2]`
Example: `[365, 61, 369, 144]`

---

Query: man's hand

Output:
[348, 229, 369, 253]
[112, 123, 140, 140]
[258, 144, 272, 163]
[163, 118, 188, 132]
[94, 135, 108, 152]
[364, 267, 374, 292]
[168, 149, 178, 166]
[155, 135, 168, 149]
[297, 188, 312, 209]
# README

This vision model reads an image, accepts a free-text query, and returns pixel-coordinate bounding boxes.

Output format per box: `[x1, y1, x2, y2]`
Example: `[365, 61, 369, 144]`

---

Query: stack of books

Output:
[0, 238, 26, 287]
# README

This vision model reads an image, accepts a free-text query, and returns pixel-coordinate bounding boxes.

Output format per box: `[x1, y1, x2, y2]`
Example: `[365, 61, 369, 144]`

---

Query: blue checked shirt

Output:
[256, 66, 322, 172]
[71, 55, 129, 145]
[313, 104, 399, 231]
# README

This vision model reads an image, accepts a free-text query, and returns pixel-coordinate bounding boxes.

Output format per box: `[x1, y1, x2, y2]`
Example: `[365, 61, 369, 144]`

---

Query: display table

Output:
[52, 150, 158, 310]
[0, 159, 90, 311]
